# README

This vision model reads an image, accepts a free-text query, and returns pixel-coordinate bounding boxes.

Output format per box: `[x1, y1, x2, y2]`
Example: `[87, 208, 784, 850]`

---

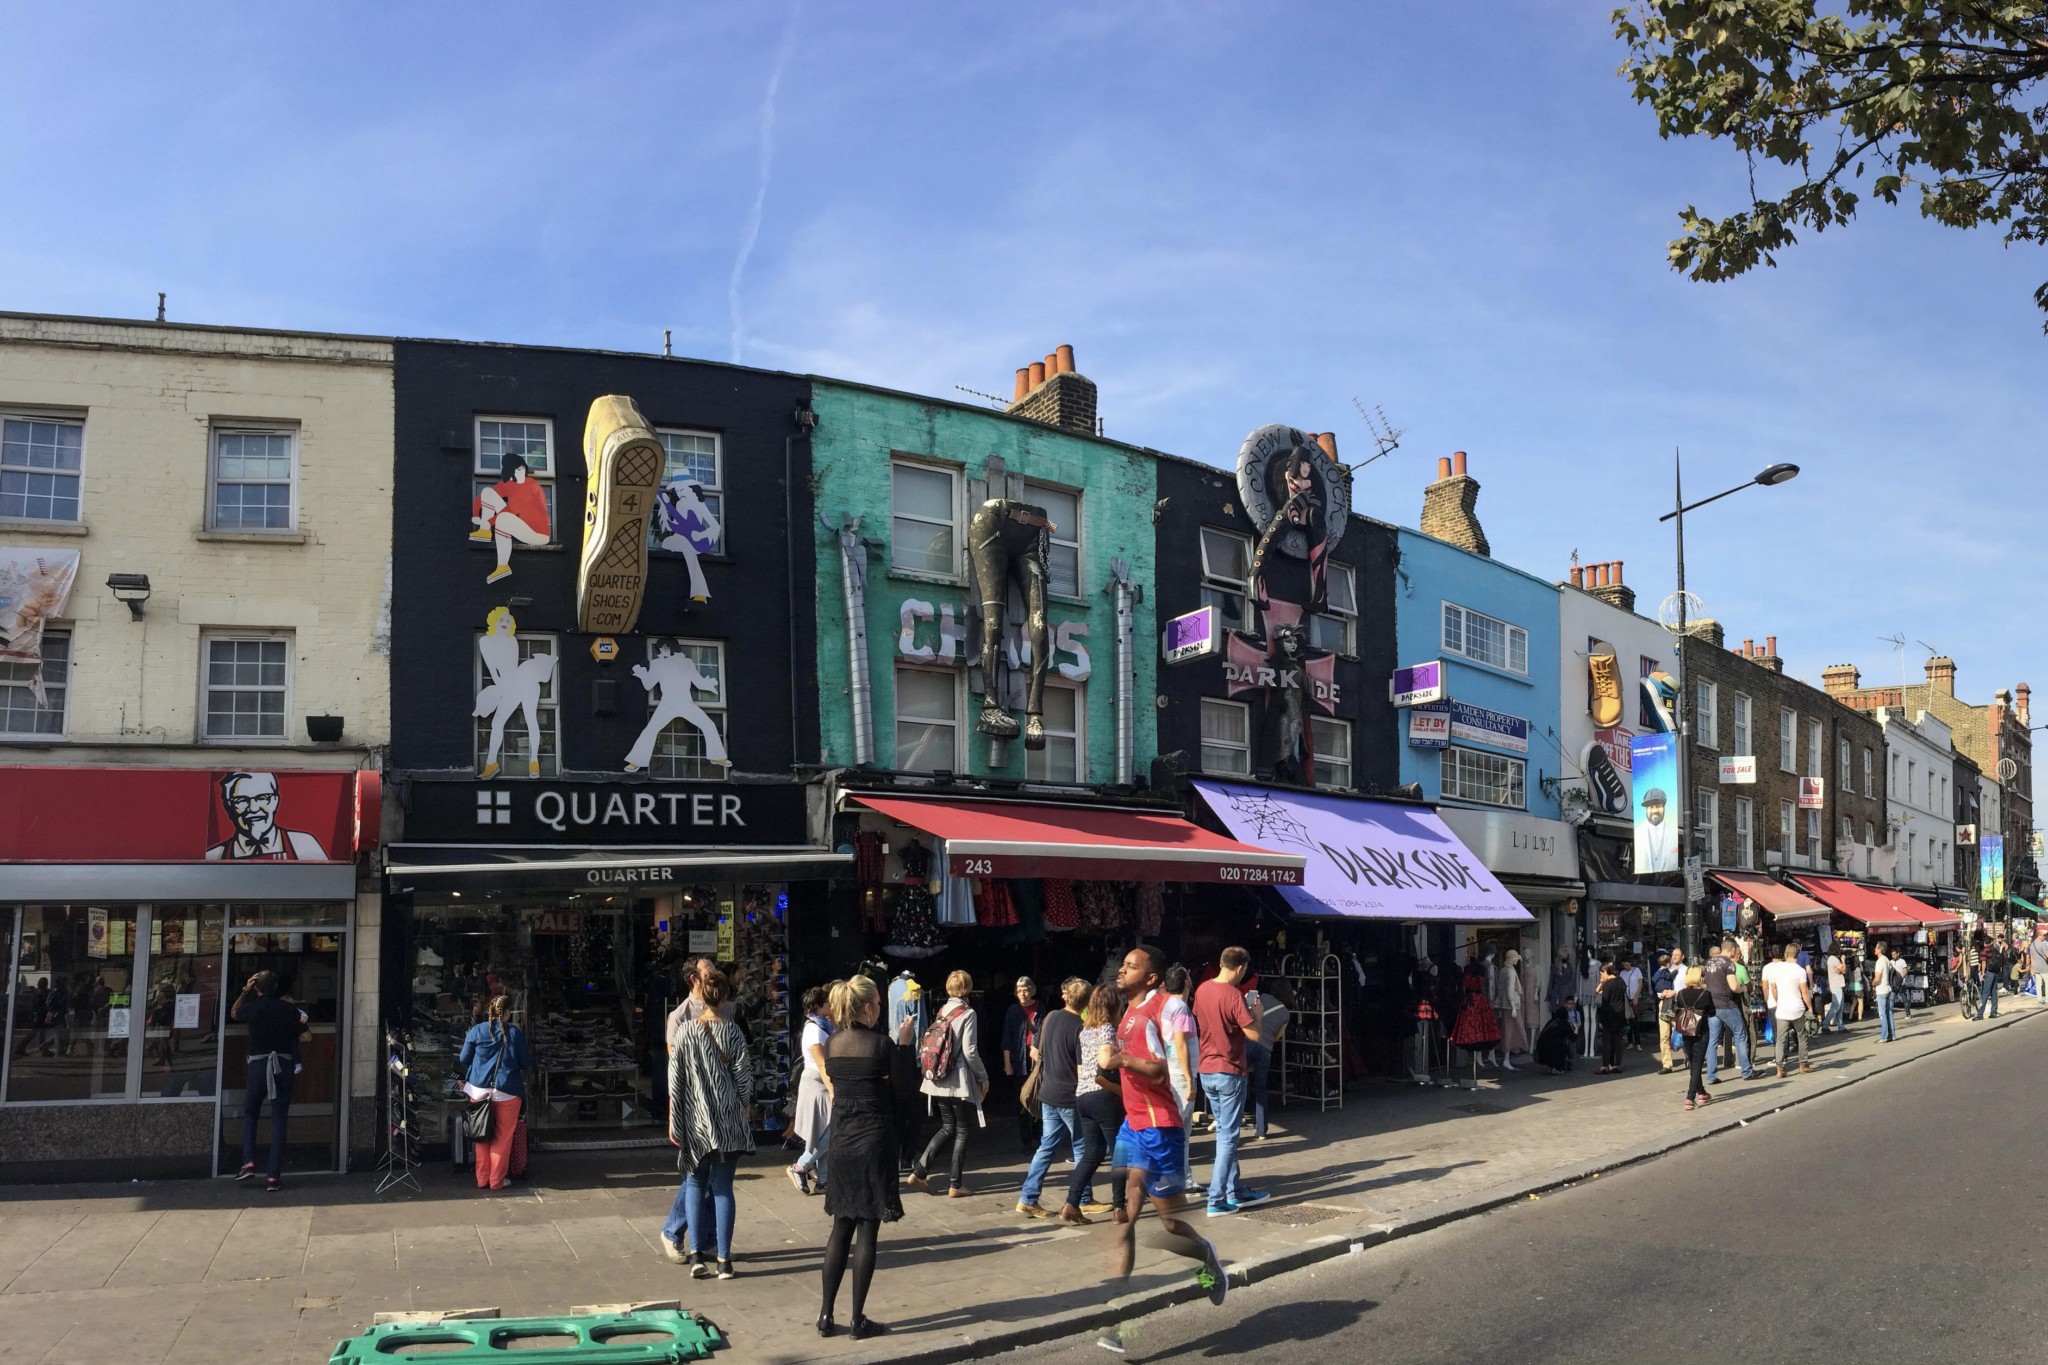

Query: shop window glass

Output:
[1024, 683, 1081, 783]
[1311, 716, 1352, 789]
[894, 666, 959, 772]
[1199, 697, 1250, 776]
[1199, 528, 1252, 632]
[6, 905, 140, 1102]
[142, 906, 225, 1098]
[227, 903, 349, 927]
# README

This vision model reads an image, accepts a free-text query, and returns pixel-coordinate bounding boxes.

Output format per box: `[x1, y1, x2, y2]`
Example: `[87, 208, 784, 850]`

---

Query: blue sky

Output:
[5, 1, 2045, 791]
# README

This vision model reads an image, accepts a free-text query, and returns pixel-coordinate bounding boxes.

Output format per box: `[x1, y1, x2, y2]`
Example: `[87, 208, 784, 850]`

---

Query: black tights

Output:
[820, 1216, 880, 1322]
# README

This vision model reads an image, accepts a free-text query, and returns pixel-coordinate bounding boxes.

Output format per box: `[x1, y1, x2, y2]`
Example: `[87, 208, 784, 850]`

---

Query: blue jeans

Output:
[664, 1157, 736, 1259]
[1705, 1007, 1750, 1082]
[1823, 994, 1844, 1031]
[1019, 1103, 1082, 1205]
[1200, 1071, 1249, 1205]
[241, 1067, 295, 1179]
[1877, 992, 1896, 1041]
[1244, 1042, 1272, 1138]
[1981, 973, 1999, 1017]
[795, 1122, 830, 1186]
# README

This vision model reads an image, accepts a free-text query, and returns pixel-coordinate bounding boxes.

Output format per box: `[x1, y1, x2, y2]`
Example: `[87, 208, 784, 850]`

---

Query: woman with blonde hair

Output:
[663, 966, 752, 1279]
[816, 974, 915, 1339]
[908, 969, 987, 1197]
[1672, 965, 1715, 1110]
[457, 995, 531, 1193]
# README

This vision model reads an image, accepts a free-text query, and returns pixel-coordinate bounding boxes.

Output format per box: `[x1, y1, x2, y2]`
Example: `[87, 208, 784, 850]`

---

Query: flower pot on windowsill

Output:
[306, 715, 345, 743]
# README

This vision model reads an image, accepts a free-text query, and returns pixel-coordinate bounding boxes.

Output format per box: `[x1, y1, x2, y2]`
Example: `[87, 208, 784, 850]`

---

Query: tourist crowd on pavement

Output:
[597, 921, 2048, 1343]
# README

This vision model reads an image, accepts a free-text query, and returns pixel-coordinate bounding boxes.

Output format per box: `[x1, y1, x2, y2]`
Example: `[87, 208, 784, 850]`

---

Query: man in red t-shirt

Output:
[1192, 946, 1267, 1215]
[1099, 946, 1228, 1317]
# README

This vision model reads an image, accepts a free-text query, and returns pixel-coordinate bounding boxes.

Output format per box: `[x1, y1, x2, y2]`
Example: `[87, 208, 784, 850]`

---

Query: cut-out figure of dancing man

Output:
[653, 480, 722, 603]
[625, 639, 731, 773]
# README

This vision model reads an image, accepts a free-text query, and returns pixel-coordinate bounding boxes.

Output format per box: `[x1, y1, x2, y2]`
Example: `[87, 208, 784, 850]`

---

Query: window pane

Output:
[896, 720, 954, 772]
[473, 635, 557, 776]
[896, 668, 956, 722]
[1032, 487, 1078, 536]
[1048, 544, 1081, 598]
[1324, 564, 1356, 615]
[0, 631, 66, 734]
[1311, 717, 1351, 788]
[141, 906, 226, 1098]
[1200, 699, 1247, 745]
[477, 420, 550, 476]
[1309, 612, 1349, 654]
[660, 431, 720, 488]
[1201, 529, 1248, 582]
[892, 518, 954, 575]
[7, 905, 142, 1101]
[1041, 687, 1077, 731]
[893, 465, 954, 522]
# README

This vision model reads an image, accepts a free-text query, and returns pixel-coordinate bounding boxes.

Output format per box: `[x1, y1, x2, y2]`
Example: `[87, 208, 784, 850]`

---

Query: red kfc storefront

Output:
[0, 767, 379, 1181]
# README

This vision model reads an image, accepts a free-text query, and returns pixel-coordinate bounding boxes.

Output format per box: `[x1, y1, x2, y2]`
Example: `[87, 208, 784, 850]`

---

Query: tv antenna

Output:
[953, 385, 1008, 409]
[1879, 632, 1908, 690]
[1349, 398, 1403, 470]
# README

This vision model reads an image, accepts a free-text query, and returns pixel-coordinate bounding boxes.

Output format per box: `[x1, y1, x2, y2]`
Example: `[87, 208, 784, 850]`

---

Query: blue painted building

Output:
[1394, 454, 1578, 971]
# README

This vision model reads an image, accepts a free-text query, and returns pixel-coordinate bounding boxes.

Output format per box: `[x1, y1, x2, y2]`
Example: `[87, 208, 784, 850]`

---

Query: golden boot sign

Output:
[577, 395, 665, 634]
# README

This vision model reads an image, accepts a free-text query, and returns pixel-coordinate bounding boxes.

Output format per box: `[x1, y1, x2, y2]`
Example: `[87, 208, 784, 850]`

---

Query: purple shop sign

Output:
[1194, 779, 1532, 923]
[1390, 660, 1444, 707]
[1161, 605, 1219, 664]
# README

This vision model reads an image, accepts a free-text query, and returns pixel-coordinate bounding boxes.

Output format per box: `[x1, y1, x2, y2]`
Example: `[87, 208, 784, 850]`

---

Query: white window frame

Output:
[894, 664, 964, 773]
[1023, 479, 1083, 599]
[1024, 680, 1085, 783]
[1779, 799, 1795, 856]
[200, 631, 294, 745]
[1862, 748, 1873, 797]
[1805, 806, 1820, 859]
[1733, 695, 1751, 757]
[1841, 814, 1854, 846]
[474, 416, 554, 478]
[1907, 759, 1917, 808]
[1441, 746, 1526, 810]
[1779, 708, 1798, 774]
[1441, 602, 1528, 675]
[1695, 681, 1717, 748]
[645, 637, 728, 781]
[889, 459, 963, 579]
[472, 631, 559, 776]
[0, 410, 86, 525]
[206, 422, 299, 533]
[1310, 563, 1358, 656]
[1696, 787, 1718, 864]
[1806, 720, 1822, 780]
[1199, 697, 1252, 777]
[1310, 716, 1353, 790]
[1734, 797, 1754, 870]
[1199, 527, 1253, 633]
[1839, 738, 1852, 786]
[0, 627, 68, 738]
[656, 428, 724, 556]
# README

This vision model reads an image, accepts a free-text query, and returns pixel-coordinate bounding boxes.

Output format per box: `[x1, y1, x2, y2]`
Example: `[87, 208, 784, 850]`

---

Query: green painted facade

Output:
[810, 381, 1159, 780]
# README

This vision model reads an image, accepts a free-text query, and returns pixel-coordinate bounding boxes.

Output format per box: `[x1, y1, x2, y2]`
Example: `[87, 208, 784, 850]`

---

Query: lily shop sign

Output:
[406, 779, 810, 846]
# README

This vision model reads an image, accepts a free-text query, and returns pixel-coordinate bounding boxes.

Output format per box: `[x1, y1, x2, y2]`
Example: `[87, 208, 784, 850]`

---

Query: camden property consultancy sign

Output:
[1192, 780, 1532, 924]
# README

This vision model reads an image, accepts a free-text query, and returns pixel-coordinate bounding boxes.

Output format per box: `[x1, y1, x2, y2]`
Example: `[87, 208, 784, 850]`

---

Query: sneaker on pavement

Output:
[1080, 1201, 1115, 1216]
[1233, 1189, 1271, 1205]
[786, 1164, 811, 1196]
[1206, 1200, 1240, 1218]
[659, 1234, 685, 1265]
[1195, 1237, 1229, 1307]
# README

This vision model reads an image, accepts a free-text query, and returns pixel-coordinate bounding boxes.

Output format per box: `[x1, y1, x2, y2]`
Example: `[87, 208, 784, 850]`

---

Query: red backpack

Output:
[918, 1004, 962, 1081]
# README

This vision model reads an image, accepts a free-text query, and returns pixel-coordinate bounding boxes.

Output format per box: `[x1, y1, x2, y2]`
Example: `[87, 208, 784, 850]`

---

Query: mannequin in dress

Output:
[1520, 949, 1544, 1042]
[1576, 949, 1602, 1059]
[1493, 949, 1525, 1066]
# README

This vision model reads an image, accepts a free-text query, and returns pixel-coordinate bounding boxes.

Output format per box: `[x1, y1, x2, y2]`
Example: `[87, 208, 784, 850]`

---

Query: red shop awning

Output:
[1788, 875, 1920, 933]
[1881, 887, 1961, 932]
[1708, 869, 1830, 928]
[848, 794, 1306, 885]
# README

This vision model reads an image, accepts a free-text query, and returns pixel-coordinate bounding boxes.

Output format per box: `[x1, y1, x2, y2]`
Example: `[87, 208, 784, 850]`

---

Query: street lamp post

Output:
[1658, 454, 1800, 958]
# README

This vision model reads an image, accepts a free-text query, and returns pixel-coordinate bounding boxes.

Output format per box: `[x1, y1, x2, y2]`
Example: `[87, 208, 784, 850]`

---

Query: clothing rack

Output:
[376, 1028, 422, 1195]
[1272, 950, 1343, 1111]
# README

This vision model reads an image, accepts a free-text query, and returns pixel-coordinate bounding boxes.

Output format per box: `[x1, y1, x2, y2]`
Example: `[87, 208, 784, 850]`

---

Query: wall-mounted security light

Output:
[105, 573, 151, 621]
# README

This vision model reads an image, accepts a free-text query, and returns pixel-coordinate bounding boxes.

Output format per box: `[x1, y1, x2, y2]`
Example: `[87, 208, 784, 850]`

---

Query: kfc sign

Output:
[0, 768, 375, 862]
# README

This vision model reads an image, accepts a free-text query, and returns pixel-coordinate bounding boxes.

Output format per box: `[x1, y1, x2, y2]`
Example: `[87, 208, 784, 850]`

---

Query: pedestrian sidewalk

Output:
[0, 994, 2037, 1365]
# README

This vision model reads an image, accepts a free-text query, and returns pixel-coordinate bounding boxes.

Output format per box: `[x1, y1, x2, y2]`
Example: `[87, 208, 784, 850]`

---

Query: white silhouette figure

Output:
[653, 480, 722, 603]
[473, 607, 556, 779]
[625, 640, 729, 772]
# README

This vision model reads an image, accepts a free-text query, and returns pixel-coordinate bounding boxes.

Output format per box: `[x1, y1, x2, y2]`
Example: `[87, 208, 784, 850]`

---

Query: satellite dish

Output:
[1657, 591, 1706, 634]
[1999, 757, 2018, 782]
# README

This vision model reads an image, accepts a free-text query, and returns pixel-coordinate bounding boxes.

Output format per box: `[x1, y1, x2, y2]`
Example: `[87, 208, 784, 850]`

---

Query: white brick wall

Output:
[0, 315, 394, 756]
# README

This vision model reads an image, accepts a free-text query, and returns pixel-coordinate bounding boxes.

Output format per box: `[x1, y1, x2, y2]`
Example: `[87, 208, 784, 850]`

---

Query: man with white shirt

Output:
[1762, 943, 1813, 1078]
[1823, 948, 1848, 1032]
[1618, 958, 1645, 1050]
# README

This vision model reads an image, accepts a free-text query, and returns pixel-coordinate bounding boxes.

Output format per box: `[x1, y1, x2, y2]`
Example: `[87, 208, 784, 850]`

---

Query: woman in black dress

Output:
[817, 974, 914, 1339]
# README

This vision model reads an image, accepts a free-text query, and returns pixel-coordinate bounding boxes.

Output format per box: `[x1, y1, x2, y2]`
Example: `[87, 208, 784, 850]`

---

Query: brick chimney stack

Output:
[1006, 343, 1098, 435]
[1755, 633, 1782, 673]
[2018, 682, 2032, 725]
[1582, 558, 1635, 614]
[1822, 664, 1862, 694]
[1686, 618, 1726, 647]
[1926, 655, 1957, 696]
[1419, 450, 1490, 557]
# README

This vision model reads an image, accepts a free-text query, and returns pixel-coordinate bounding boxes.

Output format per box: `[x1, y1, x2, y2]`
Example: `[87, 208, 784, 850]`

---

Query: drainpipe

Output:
[823, 512, 874, 765]
[1110, 556, 1136, 786]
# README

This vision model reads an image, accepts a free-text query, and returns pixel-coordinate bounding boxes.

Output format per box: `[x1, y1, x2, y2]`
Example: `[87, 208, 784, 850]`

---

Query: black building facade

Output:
[385, 339, 826, 1148]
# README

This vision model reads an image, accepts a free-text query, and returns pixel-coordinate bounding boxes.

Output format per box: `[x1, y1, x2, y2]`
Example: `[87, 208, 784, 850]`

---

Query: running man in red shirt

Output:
[1097, 945, 1227, 1341]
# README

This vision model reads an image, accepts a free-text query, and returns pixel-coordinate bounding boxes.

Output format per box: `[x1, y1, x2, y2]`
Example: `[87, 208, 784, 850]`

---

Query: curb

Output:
[851, 1004, 2041, 1363]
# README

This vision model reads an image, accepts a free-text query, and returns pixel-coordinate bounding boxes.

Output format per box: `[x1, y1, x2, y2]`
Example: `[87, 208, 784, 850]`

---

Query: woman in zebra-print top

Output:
[662, 965, 753, 1280]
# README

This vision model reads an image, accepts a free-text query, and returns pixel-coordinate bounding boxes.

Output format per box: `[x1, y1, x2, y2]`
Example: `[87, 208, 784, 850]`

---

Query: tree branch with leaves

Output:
[1614, 1, 2048, 327]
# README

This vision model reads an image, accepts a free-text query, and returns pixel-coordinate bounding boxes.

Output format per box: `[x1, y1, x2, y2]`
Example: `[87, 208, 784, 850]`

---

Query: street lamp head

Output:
[1755, 463, 1800, 487]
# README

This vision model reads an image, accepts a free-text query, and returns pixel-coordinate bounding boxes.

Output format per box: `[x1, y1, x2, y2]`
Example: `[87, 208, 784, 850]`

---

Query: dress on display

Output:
[821, 1024, 907, 1224]
[884, 840, 942, 957]
[1448, 964, 1501, 1049]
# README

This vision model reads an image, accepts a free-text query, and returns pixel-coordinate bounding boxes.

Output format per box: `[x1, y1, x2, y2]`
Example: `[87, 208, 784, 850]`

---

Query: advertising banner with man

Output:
[1629, 733, 1679, 874]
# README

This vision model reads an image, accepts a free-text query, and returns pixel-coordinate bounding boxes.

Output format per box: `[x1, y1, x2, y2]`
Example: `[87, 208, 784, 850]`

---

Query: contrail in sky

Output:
[730, 0, 802, 365]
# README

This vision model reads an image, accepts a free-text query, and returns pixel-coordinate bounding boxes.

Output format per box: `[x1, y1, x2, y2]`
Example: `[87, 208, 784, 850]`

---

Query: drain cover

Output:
[1451, 1102, 1508, 1116]
[1242, 1203, 1353, 1226]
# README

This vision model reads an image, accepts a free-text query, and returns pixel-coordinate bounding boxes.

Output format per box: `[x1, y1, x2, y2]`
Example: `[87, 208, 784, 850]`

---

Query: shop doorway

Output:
[214, 925, 347, 1177]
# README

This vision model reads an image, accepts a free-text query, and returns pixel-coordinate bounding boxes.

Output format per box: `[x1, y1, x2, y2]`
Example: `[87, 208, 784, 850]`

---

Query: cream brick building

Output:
[0, 313, 392, 1180]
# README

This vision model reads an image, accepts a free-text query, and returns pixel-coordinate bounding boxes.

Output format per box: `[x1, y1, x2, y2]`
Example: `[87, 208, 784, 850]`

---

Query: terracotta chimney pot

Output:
[1014, 368, 1030, 400]
[1611, 559, 1623, 584]
[1452, 450, 1468, 477]
[1436, 457, 1452, 480]
[1766, 634, 1778, 657]
[1028, 361, 1046, 387]
[1569, 565, 1584, 589]
[1055, 344, 1074, 374]
[1313, 431, 1337, 458]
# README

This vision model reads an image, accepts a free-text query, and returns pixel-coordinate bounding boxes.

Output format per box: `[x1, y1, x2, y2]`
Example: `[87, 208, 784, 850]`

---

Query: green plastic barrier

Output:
[329, 1310, 723, 1363]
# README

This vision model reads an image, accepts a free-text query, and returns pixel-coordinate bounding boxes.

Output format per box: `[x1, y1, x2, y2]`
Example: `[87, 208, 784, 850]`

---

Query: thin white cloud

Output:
[730, 0, 803, 365]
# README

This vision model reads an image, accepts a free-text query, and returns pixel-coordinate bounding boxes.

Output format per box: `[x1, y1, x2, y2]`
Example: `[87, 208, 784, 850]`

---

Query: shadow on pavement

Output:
[1139, 1297, 1381, 1359]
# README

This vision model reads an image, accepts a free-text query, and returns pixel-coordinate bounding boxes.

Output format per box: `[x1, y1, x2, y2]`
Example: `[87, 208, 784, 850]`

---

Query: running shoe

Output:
[576, 395, 665, 634]
[1234, 1189, 1271, 1205]
[1195, 1237, 1228, 1306]
[786, 1163, 812, 1196]
[1206, 1201, 1240, 1218]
